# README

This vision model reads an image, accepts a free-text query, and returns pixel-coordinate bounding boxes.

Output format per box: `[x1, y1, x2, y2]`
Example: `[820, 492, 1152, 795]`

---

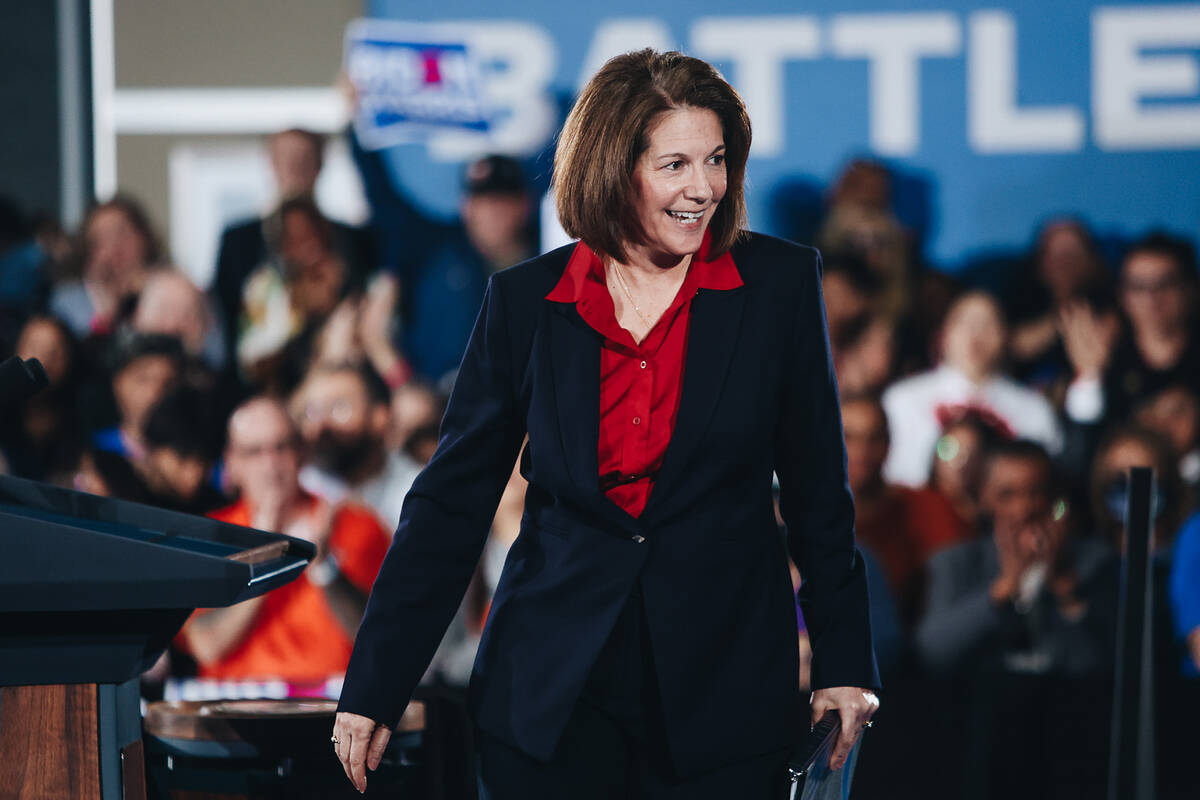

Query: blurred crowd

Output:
[2, 128, 1199, 797]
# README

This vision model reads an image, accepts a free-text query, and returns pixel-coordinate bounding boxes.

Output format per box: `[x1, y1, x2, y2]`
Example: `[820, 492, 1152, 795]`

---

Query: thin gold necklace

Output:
[609, 261, 656, 329]
[608, 259, 691, 332]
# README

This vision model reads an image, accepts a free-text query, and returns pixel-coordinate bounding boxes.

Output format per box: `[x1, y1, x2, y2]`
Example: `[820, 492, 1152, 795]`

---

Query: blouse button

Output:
[632, 417, 641, 426]
[640, 360, 647, 369]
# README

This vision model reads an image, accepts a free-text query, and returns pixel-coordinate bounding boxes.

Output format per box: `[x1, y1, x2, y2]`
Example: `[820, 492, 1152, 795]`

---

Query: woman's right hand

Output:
[332, 711, 392, 793]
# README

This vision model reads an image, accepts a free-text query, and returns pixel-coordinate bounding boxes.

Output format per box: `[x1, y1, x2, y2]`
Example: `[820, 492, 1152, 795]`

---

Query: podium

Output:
[0, 474, 315, 800]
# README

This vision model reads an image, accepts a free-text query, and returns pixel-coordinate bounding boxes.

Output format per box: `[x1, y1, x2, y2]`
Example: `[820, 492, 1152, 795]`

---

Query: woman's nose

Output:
[683, 165, 713, 204]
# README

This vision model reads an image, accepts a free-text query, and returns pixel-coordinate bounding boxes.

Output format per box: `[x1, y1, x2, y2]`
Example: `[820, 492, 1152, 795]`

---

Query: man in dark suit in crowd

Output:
[916, 439, 1116, 800]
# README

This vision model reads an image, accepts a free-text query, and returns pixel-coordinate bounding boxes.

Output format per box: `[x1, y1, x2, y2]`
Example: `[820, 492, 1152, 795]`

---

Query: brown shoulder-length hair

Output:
[553, 48, 752, 263]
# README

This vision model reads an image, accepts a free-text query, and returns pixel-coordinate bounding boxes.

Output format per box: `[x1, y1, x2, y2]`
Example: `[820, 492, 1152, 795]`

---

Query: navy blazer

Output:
[337, 232, 879, 777]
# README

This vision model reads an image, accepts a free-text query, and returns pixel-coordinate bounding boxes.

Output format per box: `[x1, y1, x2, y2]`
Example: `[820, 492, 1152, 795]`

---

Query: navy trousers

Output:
[475, 582, 793, 799]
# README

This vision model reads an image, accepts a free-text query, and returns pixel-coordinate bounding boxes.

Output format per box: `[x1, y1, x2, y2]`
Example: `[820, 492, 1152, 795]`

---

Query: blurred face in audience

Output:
[836, 317, 896, 396]
[831, 160, 890, 212]
[268, 131, 322, 199]
[133, 271, 210, 355]
[1135, 386, 1200, 457]
[940, 292, 1006, 381]
[1092, 433, 1169, 550]
[113, 354, 178, 436]
[280, 207, 329, 270]
[980, 454, 1051, 534]
[462, 192, 530, 264]
[85, 206, 150, 288]
[226, 399, 302, 507]
[824, 207, 908, 282]
[16, 317, 71, 386]
[1037, 222, 1096, 301]
[281, 209, 344, 317]
[1096, 436, 1155, 487]
[298, 370, 388, 479]
[841, 399, 889, 494]
[1120, 251, 1190, 335]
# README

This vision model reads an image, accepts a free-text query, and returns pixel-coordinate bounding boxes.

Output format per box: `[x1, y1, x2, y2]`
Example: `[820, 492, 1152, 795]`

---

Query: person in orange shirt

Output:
[177, 396, 389, 686]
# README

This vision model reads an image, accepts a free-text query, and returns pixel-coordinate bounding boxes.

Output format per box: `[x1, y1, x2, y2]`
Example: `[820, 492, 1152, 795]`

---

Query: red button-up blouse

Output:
[545, 233, 743, 517]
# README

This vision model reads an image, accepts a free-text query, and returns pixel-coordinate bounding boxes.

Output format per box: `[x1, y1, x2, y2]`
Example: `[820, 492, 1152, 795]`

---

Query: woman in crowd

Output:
[48, 195, 163, 338]
[237, 197, 350, 393]
[1005, 218, 1112, 386]
[882, 290, 1062, 487]
[0, 315, 84, 480]
[1134, 383, 1200, 496]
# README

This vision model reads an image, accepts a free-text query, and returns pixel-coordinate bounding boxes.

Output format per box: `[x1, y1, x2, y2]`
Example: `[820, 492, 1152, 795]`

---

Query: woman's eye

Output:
[709, 154, 725, 166]
[665, 160, 683, 170]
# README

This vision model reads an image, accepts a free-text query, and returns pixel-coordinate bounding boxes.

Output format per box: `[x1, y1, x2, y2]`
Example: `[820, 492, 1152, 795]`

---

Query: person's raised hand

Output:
[250, 482, 289, 534]
[332, 711, 392, 794]
[358, 273, 405, 379]
[314, 297, 362, 364]
[286, 499, 336, 562]
[1058, 301, 1118, 380]
[810, 686, 879, 771]
[990, 522, 1030, 603]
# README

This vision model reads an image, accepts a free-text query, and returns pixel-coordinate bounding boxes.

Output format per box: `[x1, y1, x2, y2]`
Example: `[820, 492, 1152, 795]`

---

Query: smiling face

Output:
[627, 106, 727, 267]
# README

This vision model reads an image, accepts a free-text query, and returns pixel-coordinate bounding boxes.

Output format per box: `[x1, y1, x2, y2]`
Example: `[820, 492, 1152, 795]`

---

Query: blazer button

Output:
[631, 535, 646, 543]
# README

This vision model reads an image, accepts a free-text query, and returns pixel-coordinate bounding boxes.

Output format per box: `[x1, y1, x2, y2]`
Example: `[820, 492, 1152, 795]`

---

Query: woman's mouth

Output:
[666, 209, 704, 225]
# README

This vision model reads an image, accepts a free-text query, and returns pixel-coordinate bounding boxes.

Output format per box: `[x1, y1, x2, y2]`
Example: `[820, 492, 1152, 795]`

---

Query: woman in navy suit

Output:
[333, 49, 880, 798]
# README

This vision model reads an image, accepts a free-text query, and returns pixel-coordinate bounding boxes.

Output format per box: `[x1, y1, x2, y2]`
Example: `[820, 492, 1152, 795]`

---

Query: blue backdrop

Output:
[368, 0, 1200, 271]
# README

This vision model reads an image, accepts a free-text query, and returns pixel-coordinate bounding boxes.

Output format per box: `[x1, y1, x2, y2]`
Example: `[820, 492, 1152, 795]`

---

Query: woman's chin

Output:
[645, 230, 707, 262]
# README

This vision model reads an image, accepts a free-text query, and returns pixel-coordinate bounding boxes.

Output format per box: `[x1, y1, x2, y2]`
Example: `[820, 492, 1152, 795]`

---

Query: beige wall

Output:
[112, 0, 364, 254]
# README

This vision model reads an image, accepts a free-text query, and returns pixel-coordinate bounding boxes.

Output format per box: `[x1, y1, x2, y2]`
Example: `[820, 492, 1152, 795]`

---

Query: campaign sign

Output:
[368, 1, 1200, 270]
[344, 19, 490, 150]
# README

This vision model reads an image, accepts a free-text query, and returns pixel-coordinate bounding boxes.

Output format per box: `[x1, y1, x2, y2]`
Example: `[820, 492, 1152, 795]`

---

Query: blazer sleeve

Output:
[774, 248, 881, 692]
[337, 273, 527, 727]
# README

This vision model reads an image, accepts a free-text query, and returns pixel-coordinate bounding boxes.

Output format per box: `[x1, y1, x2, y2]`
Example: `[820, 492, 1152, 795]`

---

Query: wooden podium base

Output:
[0, 682, 145, 800]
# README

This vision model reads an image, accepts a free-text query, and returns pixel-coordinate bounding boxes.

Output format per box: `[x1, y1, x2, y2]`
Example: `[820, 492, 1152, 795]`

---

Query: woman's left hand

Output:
[810, 686, 880, 770]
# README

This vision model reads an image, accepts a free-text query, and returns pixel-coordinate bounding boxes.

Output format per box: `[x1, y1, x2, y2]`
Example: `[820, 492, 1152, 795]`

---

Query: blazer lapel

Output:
[642, 285, 748, 521]
[549, 303, 600, 492]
